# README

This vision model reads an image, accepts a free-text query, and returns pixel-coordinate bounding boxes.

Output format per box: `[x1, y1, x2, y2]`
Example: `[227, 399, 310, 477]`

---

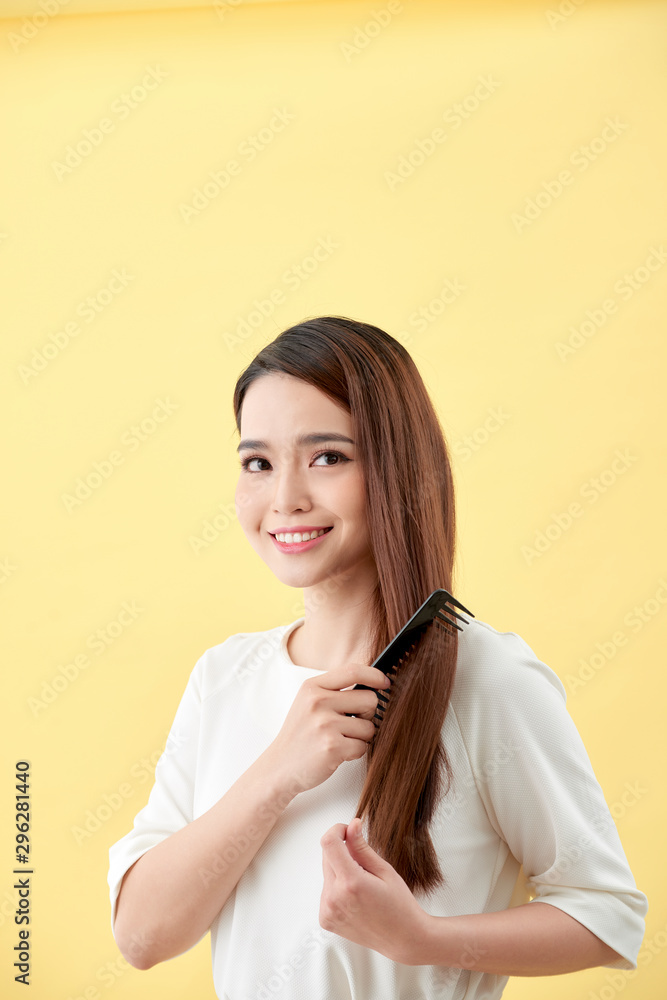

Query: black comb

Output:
[346, 589, 474, 729]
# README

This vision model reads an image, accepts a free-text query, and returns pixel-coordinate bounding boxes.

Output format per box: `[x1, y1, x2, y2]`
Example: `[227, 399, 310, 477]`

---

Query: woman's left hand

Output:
[319, 817, 430, 965]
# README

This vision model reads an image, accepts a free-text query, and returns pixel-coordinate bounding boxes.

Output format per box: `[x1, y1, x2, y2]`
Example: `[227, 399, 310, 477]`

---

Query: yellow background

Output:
[1, 0, 665, 997]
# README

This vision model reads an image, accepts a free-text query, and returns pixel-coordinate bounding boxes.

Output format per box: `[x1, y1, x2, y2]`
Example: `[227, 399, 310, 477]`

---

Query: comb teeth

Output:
[434, 605, 470, 634]
[346, 589, 475, 731]
[371, 645, 417, 727]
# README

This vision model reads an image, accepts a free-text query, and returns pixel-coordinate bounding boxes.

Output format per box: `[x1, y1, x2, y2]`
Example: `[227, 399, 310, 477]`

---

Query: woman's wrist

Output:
[254, 745, 307, 806]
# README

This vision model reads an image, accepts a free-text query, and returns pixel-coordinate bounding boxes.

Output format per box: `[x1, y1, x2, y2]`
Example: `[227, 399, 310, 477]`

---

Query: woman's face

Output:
[235, 373, 375, 591]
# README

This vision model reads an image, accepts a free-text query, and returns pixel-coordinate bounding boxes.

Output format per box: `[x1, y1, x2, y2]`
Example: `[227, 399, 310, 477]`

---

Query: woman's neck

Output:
[288, 572, 377, 671]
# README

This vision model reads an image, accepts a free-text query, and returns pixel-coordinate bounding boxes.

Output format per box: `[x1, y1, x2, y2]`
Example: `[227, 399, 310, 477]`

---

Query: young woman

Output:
[108, 316, 647, 999]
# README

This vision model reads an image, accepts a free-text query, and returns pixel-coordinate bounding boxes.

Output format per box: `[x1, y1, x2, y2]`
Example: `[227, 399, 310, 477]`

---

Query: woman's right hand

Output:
[267, 664, 392, 793]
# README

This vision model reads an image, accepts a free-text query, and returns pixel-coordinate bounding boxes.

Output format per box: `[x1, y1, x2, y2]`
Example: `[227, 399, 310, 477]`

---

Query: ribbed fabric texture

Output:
[108, 617, 647, 999]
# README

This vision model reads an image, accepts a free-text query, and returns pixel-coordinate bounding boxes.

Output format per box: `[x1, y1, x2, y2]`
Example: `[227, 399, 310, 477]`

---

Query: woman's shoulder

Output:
[452, 617, 567, 709]
[190, 620, 292, 701]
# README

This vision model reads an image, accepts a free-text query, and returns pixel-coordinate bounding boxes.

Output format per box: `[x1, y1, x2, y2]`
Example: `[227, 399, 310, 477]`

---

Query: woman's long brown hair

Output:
[232, 316, 459, 897]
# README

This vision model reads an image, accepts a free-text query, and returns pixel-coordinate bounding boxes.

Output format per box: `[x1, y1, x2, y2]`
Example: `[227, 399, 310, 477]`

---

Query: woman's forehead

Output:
[241, 374, 351, 425]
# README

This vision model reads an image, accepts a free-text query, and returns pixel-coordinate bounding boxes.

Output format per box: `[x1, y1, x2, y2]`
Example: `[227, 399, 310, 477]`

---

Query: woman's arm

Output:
[114, 744, 299, 970]
[319, 820, 625, 975]
[413, 900, 622, 975]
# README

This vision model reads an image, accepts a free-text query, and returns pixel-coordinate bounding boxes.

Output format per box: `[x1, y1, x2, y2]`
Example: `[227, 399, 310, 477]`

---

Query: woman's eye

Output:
[240, 450, 348, 473]
[313, 451, 345, 466]
[240, 456, 270, 472]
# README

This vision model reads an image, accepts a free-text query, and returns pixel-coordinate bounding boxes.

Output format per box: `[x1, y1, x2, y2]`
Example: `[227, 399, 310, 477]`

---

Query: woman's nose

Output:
[271, 459, 310, 512]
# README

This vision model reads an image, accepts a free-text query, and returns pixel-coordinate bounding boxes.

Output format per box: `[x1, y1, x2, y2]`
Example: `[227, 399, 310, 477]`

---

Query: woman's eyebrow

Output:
[237, 432, 354, 453]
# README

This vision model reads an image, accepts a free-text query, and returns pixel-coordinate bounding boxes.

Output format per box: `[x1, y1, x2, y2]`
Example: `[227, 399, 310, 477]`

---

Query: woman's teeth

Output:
[275, 528, 330, 543]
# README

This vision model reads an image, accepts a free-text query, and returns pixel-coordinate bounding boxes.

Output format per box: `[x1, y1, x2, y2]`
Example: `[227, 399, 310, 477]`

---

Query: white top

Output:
[108, 616, 648, 999]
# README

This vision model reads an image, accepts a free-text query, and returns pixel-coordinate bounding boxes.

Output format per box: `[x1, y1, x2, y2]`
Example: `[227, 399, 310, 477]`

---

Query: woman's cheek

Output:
[235, 485, 252, 524]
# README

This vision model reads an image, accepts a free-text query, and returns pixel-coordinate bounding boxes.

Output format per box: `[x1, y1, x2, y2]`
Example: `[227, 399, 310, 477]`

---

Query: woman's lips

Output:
[270, 527, 333, 553]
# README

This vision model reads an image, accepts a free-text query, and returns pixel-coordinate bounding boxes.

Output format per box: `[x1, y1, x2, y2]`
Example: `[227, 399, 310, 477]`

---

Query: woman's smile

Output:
[270, 526, 334, 552]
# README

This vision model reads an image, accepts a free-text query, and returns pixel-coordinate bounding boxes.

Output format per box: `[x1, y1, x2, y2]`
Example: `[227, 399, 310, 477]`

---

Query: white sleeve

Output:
[452, 629, 648, 971]
[107, 654, 203, 939]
